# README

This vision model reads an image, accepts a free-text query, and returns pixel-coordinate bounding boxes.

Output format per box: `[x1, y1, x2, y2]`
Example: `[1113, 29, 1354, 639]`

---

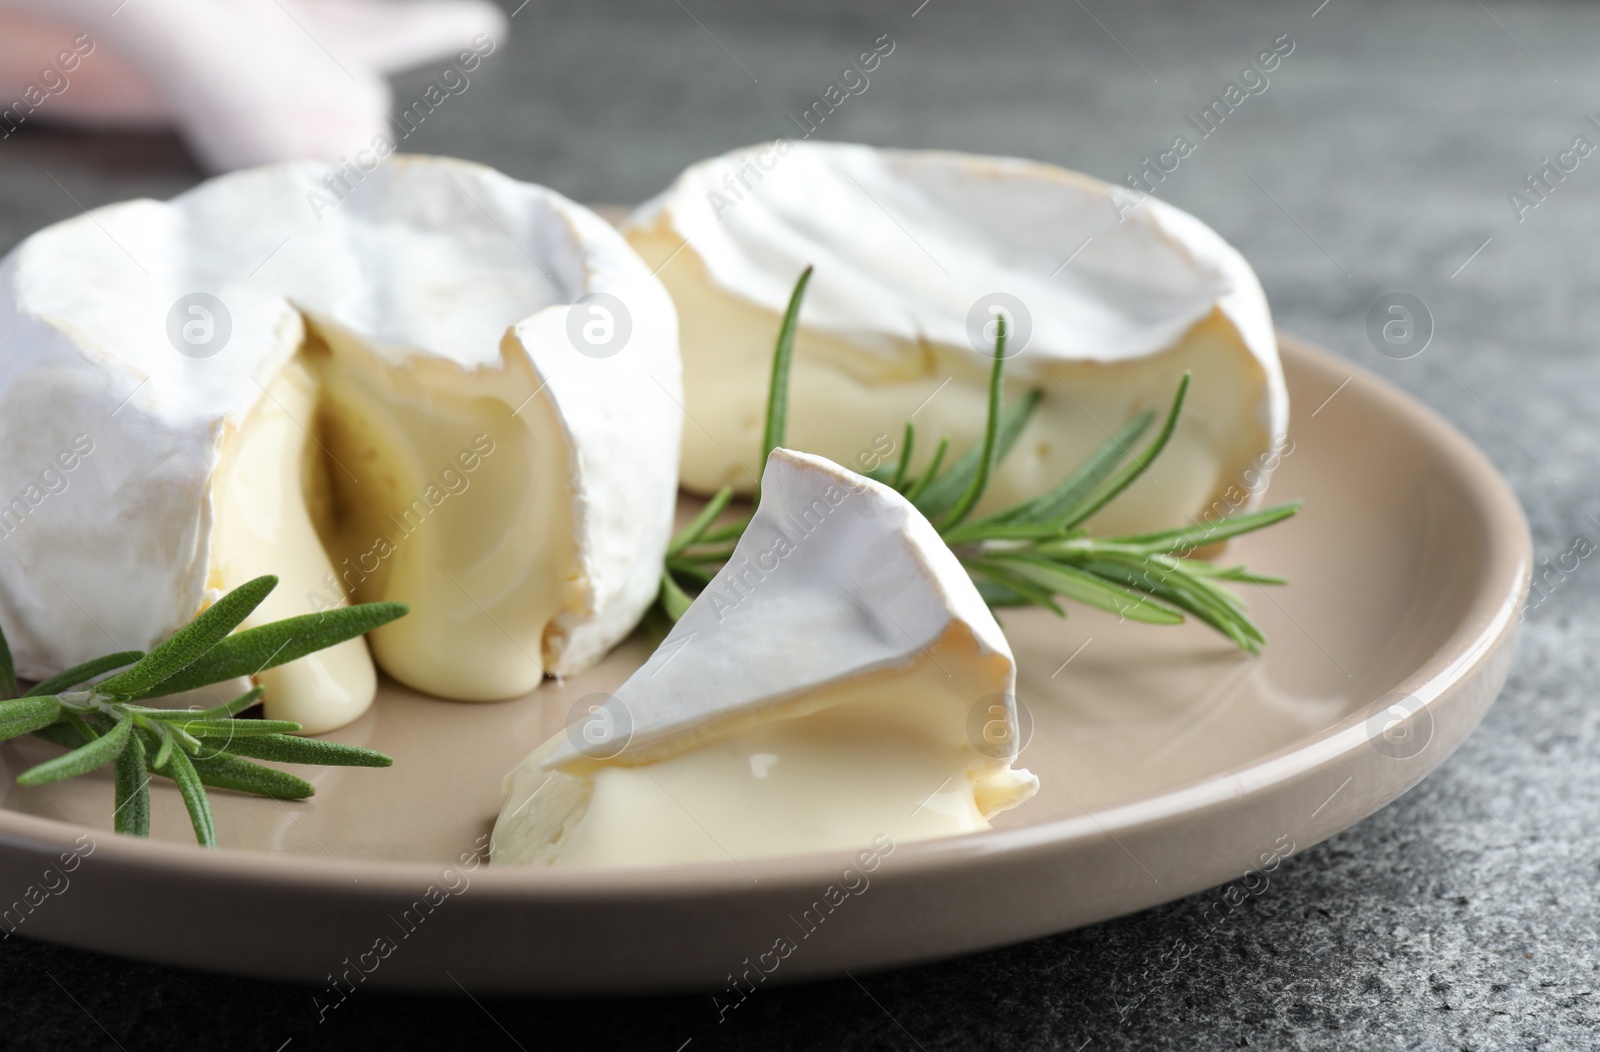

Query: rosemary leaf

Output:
[218, 733, 394, 768]
[902, 438, 950, 505]
[0, 621, 16, 700]
[889, 421, 916, 491]
[26, 651, 143, 697]
[1082, 555, 1263, 651]
[17, 713, 132, 786]
[97, 575, 279, 698]
[964, 560, 1066, 616]
[986, 553, 1185, 625]
[660, 569, 695, 621]
[937, 316, 1009, 530]
[942, 520, 1078, 545]
[164, 745, 216, 848]
[134, 601, 408, 700]
[978, 410, 1154, 529]
[1122, 554, 1263, 635]
[1111, 501, 1304, 554]
[0, 695, 63, 742]
[1199, 566, 1290, 586]
[151, 726, 175, 770]
[180, 718, 305, 739]
[189, 752, 315, 800]
[664, 560, 718, 588]
[1059, 373, 1191, 530]
[971, 577, 1034, 608]
[913, 388, 1042, 522]
[113, 732, 150, 837]
[759, 264, 814, 489]
[698, 516, 753, 544]
[63, 711, 106, 743]
[667, 486, 735, 557]
[673, 548, 738, 565]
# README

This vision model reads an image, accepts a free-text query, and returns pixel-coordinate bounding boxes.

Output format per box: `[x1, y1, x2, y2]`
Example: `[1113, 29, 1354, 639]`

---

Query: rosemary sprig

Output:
[657, 270, 1301, 652]
[0, 576, 405, 846]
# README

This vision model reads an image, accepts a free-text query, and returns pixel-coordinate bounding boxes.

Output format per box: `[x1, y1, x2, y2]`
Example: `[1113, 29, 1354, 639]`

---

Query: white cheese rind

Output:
[551, 448, 1014, 765]
[493, 448, 1038, 866]
[626, 141, 1287, 531]
[507, 202, 685, 675]
[0, 156, 681, 725]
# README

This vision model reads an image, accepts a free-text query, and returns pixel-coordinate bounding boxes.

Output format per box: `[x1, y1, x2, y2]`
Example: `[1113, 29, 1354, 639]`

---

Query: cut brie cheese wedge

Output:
[625, 141, 1287, 534]
[492, 448, 1038, 867]
[0, 156, 681, 733]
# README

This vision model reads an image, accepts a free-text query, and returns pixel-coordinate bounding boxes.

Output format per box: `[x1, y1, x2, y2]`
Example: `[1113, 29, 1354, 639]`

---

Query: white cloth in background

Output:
[0, 0, 507, 171]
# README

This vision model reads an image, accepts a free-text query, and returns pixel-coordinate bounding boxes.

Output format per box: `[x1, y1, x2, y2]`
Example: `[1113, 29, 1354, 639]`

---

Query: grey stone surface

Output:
[0, 1, 1596, 1048]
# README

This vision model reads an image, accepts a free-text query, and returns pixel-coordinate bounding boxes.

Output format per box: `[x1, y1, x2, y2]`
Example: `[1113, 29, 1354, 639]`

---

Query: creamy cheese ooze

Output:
[210, 358, 378, 730]
[626, 142, 1288, 534]
[211, 327, 578, 714]
[492, 449, 1038, 868]
[300, 323, 578, 704]
[0, 157, 682, 733]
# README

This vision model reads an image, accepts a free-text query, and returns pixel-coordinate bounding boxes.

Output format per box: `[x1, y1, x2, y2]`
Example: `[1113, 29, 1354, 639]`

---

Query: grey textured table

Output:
[0, 1, 1595, 1048]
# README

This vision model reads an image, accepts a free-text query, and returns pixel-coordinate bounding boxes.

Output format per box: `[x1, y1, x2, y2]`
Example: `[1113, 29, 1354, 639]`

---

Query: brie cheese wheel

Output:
[492, 448, 1038, 867]
[0, 156, 682, 733]
[625, 141, 1287, 534]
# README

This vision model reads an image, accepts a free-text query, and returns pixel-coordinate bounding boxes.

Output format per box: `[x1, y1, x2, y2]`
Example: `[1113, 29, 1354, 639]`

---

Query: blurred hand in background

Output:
[0, 0, 506, 171]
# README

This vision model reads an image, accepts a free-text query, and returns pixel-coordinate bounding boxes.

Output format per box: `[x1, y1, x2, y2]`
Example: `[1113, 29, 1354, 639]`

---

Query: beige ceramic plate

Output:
[0, 335, 1529, 994]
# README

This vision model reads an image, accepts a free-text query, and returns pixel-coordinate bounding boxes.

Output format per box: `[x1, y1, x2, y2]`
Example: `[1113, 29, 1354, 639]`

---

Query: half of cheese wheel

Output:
[0, 157, 682, 733]
[492, 448, 1038, 867]
[625, 141, 1287, 534]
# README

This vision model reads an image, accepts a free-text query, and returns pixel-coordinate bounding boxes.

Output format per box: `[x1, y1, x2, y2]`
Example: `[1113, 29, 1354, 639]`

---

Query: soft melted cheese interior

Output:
[308, 324, 577, 702]
[210, 359, 377, 732]
[207, 323, 578, 732]
[495, 655, 1037, 867]
[630, 221, 1271, 534]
